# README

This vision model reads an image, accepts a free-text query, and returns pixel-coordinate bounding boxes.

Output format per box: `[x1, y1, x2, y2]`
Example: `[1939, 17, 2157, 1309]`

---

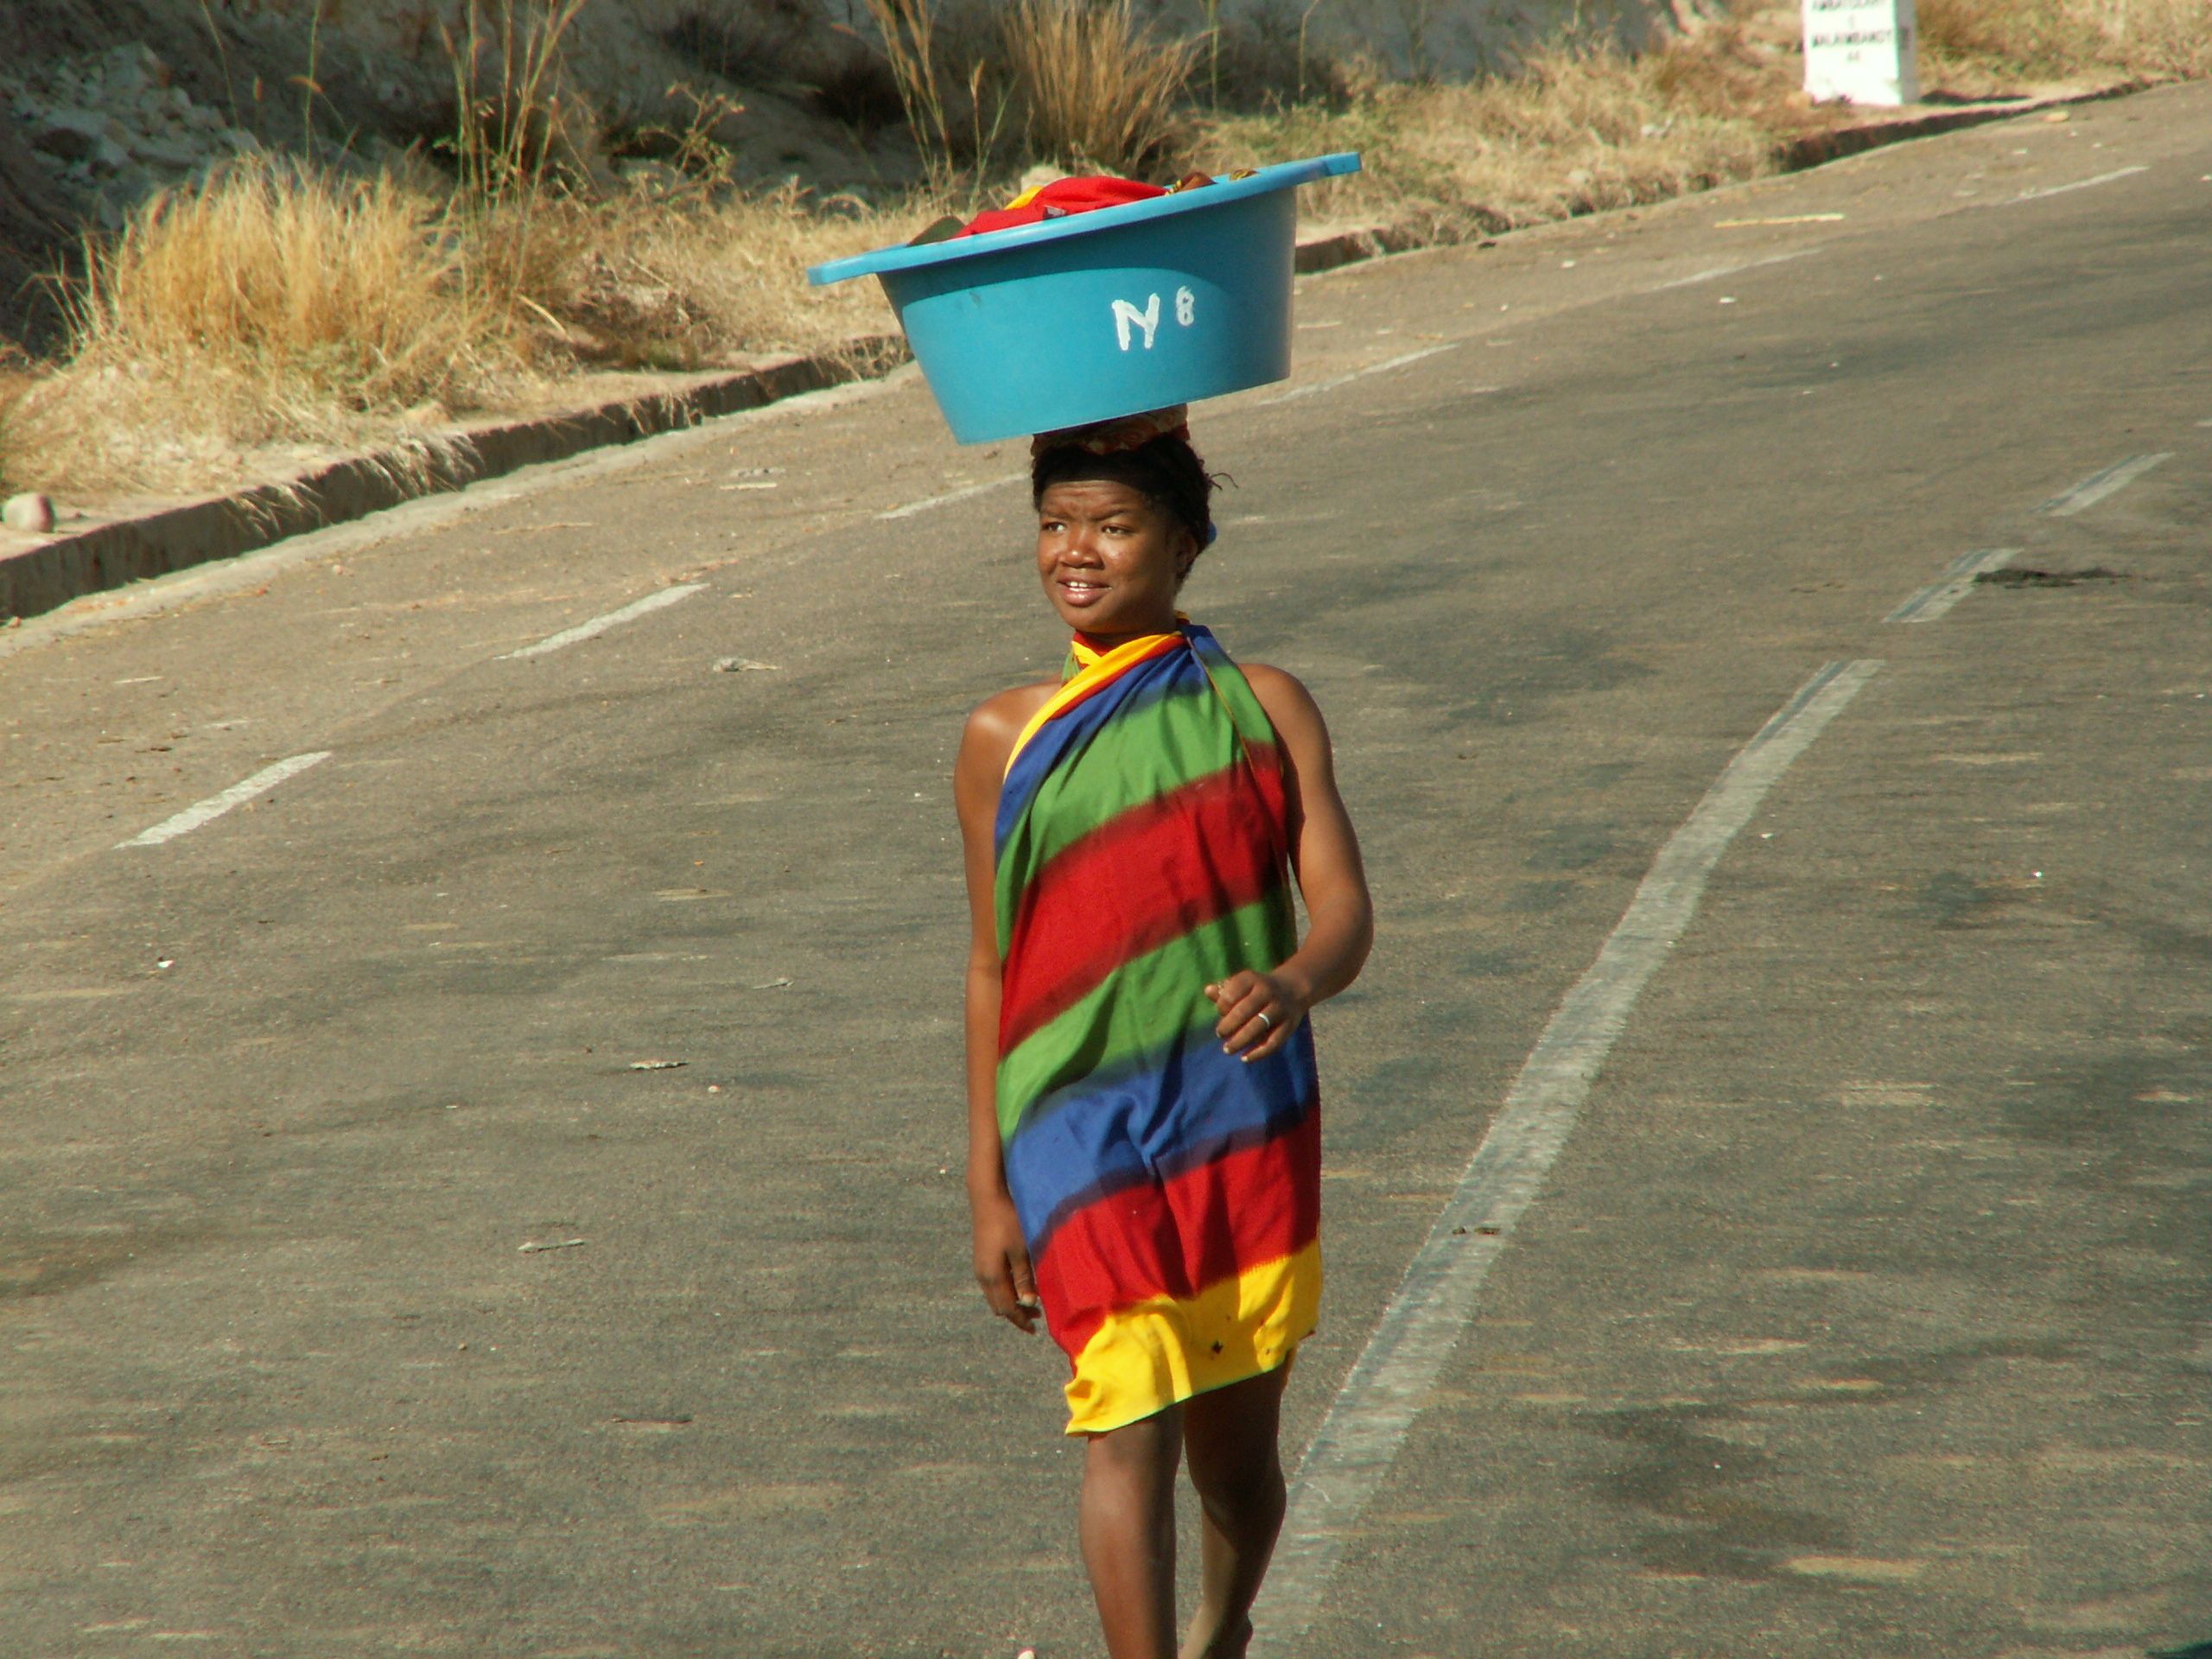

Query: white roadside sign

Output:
[1803, 0, 1919, 105]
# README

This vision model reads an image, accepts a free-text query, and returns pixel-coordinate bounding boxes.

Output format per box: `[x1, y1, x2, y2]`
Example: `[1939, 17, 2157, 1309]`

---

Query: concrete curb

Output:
[0, 79, 2152, 626]
[1775, 79, 2149, 168]
[1295, 222, 1440, 275]
[0, 336, 909, 623]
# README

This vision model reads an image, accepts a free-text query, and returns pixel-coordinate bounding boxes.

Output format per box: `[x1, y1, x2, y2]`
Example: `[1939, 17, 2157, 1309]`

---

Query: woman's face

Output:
[1034, 478, 1194, 639]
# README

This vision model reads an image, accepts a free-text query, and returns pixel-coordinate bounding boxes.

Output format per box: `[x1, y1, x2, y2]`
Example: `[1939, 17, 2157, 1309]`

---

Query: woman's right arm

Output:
[954, 690, 1046, 1334]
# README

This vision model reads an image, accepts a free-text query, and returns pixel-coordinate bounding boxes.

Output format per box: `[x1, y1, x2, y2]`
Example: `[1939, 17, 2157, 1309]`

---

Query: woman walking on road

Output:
[952, 408, 1373, 1659]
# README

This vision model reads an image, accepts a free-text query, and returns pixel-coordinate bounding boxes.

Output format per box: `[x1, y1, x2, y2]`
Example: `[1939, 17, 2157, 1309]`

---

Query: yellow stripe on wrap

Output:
[1003, 628, 1181, 779]
[1061, 1240, 1321, 1435]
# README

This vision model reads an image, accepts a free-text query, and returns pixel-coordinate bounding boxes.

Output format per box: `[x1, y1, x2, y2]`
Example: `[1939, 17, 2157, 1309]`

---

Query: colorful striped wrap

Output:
[995, 620, 1321, 1434]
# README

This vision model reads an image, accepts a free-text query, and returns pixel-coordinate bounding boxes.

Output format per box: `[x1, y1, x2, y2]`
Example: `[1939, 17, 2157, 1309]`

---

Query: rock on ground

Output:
[3, 492, 57, 533]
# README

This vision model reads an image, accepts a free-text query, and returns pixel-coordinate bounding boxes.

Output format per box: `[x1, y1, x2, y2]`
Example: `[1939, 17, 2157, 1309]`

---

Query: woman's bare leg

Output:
[1178, 1368, 1289, 1659]
[1081, 1407, 1185, 1659]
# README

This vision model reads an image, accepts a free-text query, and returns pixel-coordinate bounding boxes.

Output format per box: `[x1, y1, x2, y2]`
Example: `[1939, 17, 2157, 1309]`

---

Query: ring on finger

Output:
[1255, 1011, 1274, 1033]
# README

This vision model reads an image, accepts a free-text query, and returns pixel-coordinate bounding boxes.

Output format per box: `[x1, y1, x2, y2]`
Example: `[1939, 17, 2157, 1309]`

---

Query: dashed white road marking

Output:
[2037, 452, 2171, 517]
[118, 752, 332, 849]
[1260, 345, 1464, 405]
[1991, 165, 2150, 209]
[878, 474, 1026, 521]
[1253, 658, 1885, 1646]
[501, 583, 704, 659]
[1650, 247, 1817, 291]
[1713, 213, 1846, 228]
[1885, 547, 2021, 624]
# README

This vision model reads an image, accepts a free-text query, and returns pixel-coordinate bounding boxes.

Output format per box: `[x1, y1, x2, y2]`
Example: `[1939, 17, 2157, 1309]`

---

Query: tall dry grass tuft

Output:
[10, 156, 513, 493]
[71, 157, 492, 411]
[441, 0, 598, 326]
[856, 0, 972, 194]
[1001, 0, 1200, 174]
[442, 0, 596, 202]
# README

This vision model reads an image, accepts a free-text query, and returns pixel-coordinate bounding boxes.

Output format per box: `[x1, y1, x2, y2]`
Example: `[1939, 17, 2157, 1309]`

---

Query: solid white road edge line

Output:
[117, 752, 334, 849]
[879, 474, 1026, 521]
[1251, 658, 1886, 1649]
[2037, 452, 2171, 517]
[1259, 345, 1463, 405]
[501, 582, 705, 659]
[1885, 547, 2021, 624]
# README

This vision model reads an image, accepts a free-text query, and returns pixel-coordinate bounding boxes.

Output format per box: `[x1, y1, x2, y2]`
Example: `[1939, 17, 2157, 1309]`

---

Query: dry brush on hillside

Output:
[3, 0, 2208, 501]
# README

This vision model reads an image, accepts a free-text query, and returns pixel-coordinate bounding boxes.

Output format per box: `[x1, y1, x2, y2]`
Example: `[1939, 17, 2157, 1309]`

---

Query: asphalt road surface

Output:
[4, 84, 2209, 1659]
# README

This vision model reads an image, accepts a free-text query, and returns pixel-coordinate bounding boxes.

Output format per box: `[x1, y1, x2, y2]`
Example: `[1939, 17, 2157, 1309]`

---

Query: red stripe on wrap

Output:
[999, 750, 1286, 1056]
[1034, 1106, 1319, 1363]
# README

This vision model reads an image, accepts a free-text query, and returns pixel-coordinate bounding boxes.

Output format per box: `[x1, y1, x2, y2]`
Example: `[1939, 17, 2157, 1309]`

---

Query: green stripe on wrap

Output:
[1192, 639, 1281, 753]
[996, 895, 1295, 1140]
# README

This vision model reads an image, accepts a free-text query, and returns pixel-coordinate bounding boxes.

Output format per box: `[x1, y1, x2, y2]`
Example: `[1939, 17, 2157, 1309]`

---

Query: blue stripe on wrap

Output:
[1004, 1020, 1320, 1256]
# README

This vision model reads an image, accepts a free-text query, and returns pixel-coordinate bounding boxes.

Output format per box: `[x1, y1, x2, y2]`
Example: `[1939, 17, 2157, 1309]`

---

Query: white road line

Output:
[1253, 658, 1885, 1648]
[878, 473, 1026, 520]
[2037, 452, 2171, 517]
[501, 583, 704, 659]
[1649, 247, 1817, 292]
[1885, 547, 2021, 624]
[118, 752, 333, 849]
[1991, 164, 2149, 208]
[1259, 344, 1463, 405]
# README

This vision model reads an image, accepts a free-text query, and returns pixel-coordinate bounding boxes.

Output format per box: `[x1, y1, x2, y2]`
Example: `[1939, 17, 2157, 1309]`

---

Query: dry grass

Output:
[1, 156, 922, 497]
[1919, 0, 2098, 76]
[856, 0, 971, 194]
[2105, 0, 2212, 75]
[6, 0, 2212, 505]
[443, 0, 596, 203]
[0, 0, 925, 499]
[1001, 0, 1200, 174]
[10, 156, 519, 494]
[1920, 0, 2212, 82]
[1196, 41, 1776, 239]
[855, 0, 1198, 188]
[541, 182, 931, 369]
[0, 365, 38, 498]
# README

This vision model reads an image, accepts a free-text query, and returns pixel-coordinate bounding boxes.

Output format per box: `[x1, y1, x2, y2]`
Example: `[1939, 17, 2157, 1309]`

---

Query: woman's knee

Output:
[1181, 1376, 1288, 1513]
[1084, 1408, 1183, 1479]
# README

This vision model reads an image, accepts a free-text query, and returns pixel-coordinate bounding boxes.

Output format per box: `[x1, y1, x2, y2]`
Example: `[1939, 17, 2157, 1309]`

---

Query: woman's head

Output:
[1030, 426, 1218, 638]
[1031, 429, 1217, 564]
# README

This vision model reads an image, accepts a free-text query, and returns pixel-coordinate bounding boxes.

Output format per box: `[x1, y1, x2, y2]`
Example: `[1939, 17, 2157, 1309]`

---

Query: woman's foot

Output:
[1179, 1611, 1253, 1659]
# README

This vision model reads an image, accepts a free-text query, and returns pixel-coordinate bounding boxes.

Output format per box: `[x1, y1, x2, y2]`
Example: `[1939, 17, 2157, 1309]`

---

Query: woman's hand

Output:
[1206, 971, 1309, 1063]
[970, 1188, 1042, 1333]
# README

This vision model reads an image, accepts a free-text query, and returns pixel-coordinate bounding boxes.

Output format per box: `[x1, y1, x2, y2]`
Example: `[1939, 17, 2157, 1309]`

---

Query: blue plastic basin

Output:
[808, 153, 1360, 443]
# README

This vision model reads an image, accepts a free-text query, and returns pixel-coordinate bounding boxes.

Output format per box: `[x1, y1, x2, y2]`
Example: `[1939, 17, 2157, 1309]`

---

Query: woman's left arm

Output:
[1208, 665, 1374, 1061]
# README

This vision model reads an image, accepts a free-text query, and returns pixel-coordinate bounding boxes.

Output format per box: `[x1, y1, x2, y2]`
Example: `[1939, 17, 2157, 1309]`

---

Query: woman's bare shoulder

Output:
[959, 680, 1058, 772]
[1237, 663, 1326, 738]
